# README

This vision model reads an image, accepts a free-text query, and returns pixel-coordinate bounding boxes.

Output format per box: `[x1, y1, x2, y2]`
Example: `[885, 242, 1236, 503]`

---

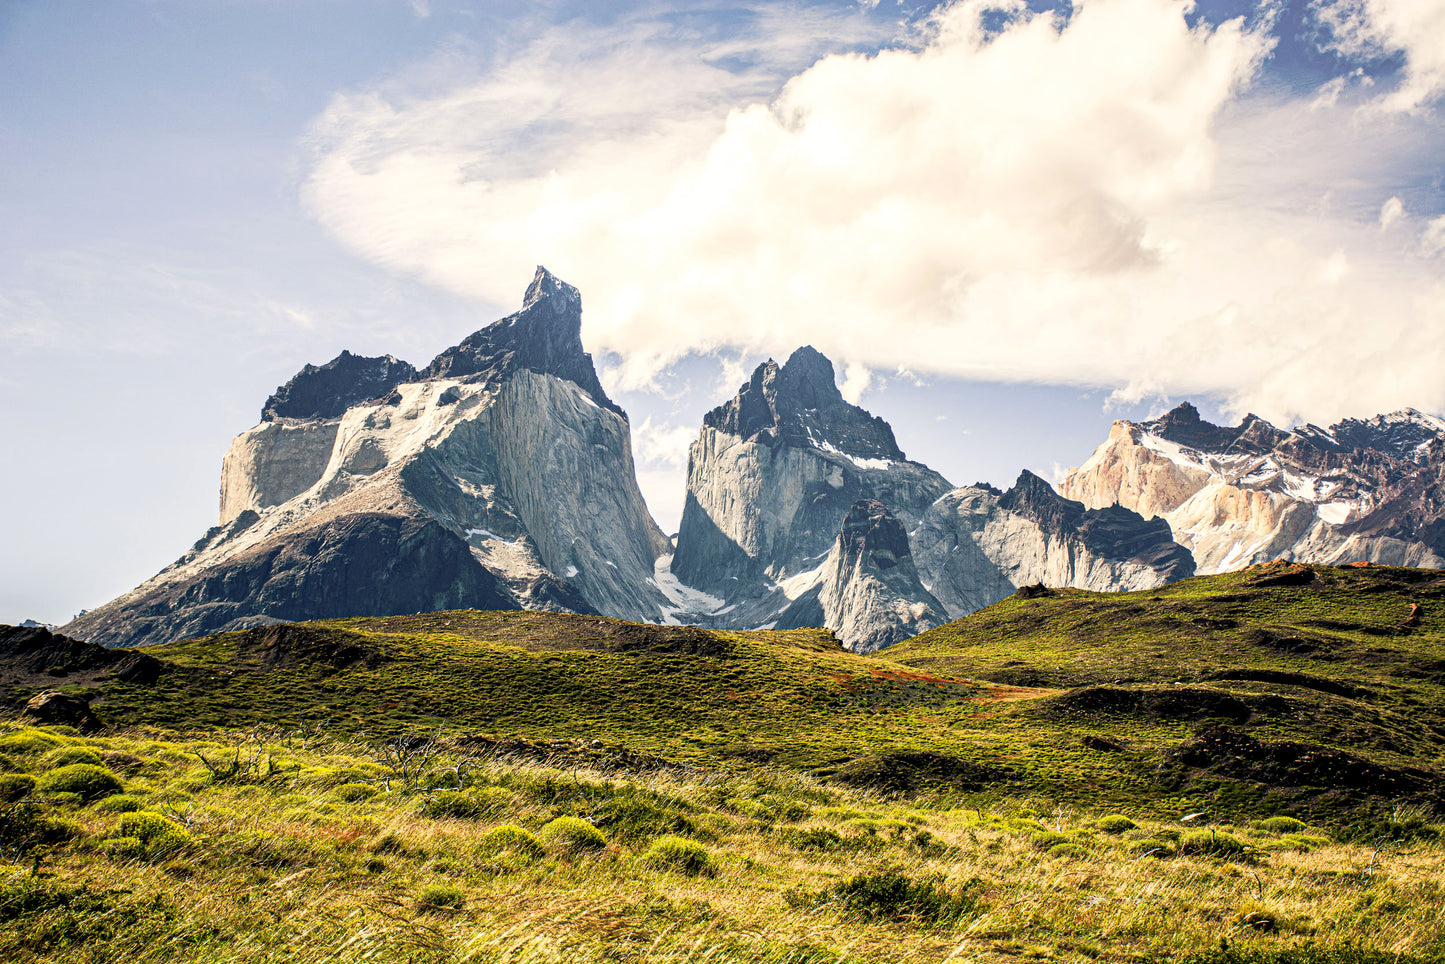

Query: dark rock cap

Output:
[424, 266, 620, 414]
[702, 345, 904, 461]
[1142, 402, 1286, 455]
[262, 351, 418, 422]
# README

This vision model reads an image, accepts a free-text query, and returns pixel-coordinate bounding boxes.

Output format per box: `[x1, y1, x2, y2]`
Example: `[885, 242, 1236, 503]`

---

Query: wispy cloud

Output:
[1311, 0, 1445, 111]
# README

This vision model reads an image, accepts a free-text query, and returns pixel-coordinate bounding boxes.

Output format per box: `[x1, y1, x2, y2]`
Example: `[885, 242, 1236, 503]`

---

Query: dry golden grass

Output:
[0, 722, 1441, 964]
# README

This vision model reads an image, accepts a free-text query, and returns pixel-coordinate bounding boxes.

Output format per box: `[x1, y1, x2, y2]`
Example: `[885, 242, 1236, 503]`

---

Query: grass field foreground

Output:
[1, 721, 1443, 964]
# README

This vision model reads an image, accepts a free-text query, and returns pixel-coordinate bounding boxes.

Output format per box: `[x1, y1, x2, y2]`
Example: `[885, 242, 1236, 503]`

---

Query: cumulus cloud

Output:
[1312, 0, 1445, 110]
[304, 0, 1445, 428]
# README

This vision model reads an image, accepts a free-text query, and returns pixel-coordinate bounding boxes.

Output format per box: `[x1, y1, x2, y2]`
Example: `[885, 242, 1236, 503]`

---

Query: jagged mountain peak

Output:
[522, 265, 581, 311]
[425, 266, 619, 414]
[1326, 408, 1445, 459]
[1140, 402, 1285, 455]
[261, 350, 418, 422]
[999, 470, 1084, 530]
[702, 345, 904, 462]
[776, 345, 842, 408]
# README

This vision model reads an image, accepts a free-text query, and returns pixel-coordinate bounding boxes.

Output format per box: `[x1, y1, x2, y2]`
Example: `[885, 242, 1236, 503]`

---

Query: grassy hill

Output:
[2, 563, 1444, 962]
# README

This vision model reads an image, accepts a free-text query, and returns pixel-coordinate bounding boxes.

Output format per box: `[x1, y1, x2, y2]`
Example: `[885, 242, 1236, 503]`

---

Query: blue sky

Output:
[2, 0, 1443, 625]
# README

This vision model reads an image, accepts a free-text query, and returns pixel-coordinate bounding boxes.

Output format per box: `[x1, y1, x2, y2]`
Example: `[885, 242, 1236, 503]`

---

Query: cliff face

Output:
[815, 500, 947, 654]
[665, 349, 1193, 651]
[66, 268, 671, 648]
[673, 347, 953, 592]
[1061, 403, 1445, 572]
[912, 472, 1195, 618]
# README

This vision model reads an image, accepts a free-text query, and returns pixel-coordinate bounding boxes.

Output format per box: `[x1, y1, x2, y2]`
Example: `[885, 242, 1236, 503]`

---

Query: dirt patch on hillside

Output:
[1161, 725, 1440, 805]
[818, 750, 1013, 796]
[1203, 668, 1363, 699]
[234, 624, 379, 671]
[1038, 685, 1289, 724]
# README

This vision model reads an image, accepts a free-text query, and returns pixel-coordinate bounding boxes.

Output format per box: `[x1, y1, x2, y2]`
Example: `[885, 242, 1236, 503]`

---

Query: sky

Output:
[2, 0, 1443, 625]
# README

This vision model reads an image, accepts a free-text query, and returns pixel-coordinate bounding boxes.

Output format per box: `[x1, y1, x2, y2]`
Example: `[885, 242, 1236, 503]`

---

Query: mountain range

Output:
[61, 269, 1445, 651]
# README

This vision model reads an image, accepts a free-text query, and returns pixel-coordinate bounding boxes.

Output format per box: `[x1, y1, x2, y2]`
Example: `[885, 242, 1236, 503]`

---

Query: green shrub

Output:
[1277, 833, 1332, 852]
[537, 816, 607, 853]
[36, 764, 123, 802]
[416, 882, 464, 910]
[638, 836, 716, 876]
[479, 825, 545, 859]
[40, 726, 82, 739]
[0, 731, 65, 756]
[1096, 814, 1137, 833]
[1031, 831, 1072, 850]
[103, 836, 145, 859]
[1128, 837, 1177, 858]
[0, 802, 82, 851]
[800, 870, 981, 927]
[1255, 816, 1311, 834]
[1048, 842, 1089, 858]
[0, 774, 36, 803]
[589, 789, 697, 842]
[1180, 830, 1251, 859]
[38, 747, 104, 770]
[92, 794, 146, 815]
[334, 783, 378, 802]
[114, 812, 192, 856]
[1232, 899, 1282, 932]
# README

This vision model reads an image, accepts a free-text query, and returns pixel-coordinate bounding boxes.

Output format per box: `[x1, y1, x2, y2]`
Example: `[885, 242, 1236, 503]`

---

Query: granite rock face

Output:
[912, 472, 1196, 619]
[1062, 403, 1445, 572]
[66, 268, 672, 648]
[673, 347, 953, 593]
[663, 348, 1192, 651]
[815, 500, 948, 653]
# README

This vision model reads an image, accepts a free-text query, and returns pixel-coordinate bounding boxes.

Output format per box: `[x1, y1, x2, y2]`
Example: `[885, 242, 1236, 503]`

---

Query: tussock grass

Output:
[0, 721, 1439, 963]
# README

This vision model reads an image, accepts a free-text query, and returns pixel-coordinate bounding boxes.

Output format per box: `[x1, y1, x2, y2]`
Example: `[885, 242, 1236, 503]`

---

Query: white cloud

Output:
[1380, 195, 1406, 227]
[1424, 215, 1445, 256]
[304, 0, 1445, 429]
[839, 361, 873, 403]
[1312, 0, 1445, 110]
[633, 416, 697, 469]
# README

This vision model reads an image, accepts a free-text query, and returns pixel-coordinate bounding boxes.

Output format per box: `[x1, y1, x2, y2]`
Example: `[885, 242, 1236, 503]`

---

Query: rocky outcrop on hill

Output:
[0, 624, 161, 693]
[65, 268, 673, 648]
[1062, 402, 1445, 572]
